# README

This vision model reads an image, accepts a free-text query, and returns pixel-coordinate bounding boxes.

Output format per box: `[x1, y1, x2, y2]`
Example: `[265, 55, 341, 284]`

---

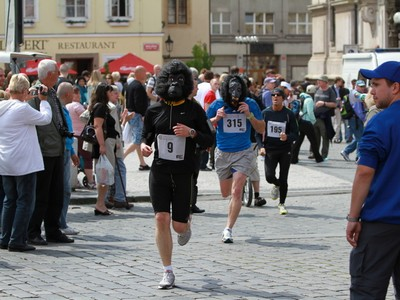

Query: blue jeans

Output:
[1, 173, 36, 247]
[343, 117, 364, 158]
[128, 113, 143, 145]
[60, 150, 71, 229]
[0, 176, 5, 228]
[107, 157, 127, 202]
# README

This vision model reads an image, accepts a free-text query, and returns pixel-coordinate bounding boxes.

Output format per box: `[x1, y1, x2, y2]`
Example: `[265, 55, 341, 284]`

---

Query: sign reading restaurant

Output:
[0, 39, 118, 51]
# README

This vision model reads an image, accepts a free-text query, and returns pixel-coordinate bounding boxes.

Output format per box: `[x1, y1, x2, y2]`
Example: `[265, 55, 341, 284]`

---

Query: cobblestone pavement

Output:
[0, 141, 395, 299]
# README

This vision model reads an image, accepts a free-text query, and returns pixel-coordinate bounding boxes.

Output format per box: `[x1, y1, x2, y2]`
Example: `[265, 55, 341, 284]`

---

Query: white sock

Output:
[164, 265, 173, 272]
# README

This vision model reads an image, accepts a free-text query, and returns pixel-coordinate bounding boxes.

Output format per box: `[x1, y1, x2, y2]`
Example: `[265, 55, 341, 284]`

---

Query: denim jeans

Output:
[343, 116, 364, 158]
[60, 150, 71, 229]
[0, 176, 5, 228]
[107, 157, 127, 202]
[1, 173, 36, 247]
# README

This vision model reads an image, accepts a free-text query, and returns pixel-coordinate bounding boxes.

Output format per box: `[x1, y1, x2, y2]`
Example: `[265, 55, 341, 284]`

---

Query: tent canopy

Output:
[100, 53, 154, 75]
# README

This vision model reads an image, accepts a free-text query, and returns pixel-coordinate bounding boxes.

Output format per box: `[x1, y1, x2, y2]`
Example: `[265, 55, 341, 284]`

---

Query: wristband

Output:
[346, 215, 360, 222]
[247, 112, 255, 120]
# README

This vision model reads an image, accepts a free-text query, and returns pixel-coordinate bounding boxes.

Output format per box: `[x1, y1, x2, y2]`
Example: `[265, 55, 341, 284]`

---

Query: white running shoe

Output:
[61, 226, 79, 235]
[271, 185, 280, 200]
[278, 203, 288, 215]
[222, 228, 233, 243]
[177, 223, 192, 246]
[158, 270, 175, 289]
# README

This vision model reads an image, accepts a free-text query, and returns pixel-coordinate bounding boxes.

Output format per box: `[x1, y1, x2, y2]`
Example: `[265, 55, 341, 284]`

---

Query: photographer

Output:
[28, 59, 74, 245]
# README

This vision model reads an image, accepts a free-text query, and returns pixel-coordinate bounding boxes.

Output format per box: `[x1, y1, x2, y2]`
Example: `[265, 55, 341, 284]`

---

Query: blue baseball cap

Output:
[356, 80, 366, 87]
[359, 61, 400, 82]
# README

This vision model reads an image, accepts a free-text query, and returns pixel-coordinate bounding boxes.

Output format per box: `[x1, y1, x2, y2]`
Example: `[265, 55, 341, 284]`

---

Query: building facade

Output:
[307, 0, 400, 81]
[210, 0, 312, 84]
[0, 0, 209, 75]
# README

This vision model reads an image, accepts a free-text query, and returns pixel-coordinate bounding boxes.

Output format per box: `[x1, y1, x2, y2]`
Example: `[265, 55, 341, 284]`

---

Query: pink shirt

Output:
[66, 101, 86, 134]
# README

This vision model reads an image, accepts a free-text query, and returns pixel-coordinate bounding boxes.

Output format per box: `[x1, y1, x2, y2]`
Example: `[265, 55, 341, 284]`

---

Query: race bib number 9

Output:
[223, 113, 247, 133]
[267, 120, 286, 138]
[157, 134, 186, 161]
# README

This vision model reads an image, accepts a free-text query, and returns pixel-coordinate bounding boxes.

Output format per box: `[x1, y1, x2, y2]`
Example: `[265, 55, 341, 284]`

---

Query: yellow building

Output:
[0, 0, 209, 75]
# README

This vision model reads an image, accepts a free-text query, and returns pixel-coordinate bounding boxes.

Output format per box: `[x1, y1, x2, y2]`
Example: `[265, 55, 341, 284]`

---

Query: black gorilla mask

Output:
[167, 74, 185, 100]
[228, 79, 243, 109]
[154, 60, 194, 102]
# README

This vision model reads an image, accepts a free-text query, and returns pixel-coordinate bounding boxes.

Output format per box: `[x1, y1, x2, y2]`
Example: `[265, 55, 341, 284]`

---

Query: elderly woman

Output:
[88, 83, 119, 215]
[0, 74, 52, 252]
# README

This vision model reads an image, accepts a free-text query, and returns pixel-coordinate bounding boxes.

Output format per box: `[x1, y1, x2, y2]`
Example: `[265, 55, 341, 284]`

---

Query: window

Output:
[110, 0, 131, 18]
[211, 12, 231, 35]
[245, 13, 274, 35]
[168, 0, 187, 24]
[24, 0, 37, 19]
[66, 0, 87, 18]
[288, 13, 312, 34]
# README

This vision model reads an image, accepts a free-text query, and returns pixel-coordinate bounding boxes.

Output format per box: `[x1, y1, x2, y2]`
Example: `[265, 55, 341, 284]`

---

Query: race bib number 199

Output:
[223, 113, 247, 133]
[157, 134, 186, 161]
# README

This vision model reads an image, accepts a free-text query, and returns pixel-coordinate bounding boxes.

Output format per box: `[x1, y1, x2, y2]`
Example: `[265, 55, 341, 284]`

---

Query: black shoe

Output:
[254, 197, 267, 207]
[94, 209, 113, 216]
[46, 233, 74, 243]
[0, 244, 8, 250]
[139, 165, 150, 171]
[113, 201, 134, 209]
[28, 236, 48, 245]
[308, 154, 314, 159]
[333, 138, 342, 143]
[8, 244, 36, 252]
[191, 205, 205, 214]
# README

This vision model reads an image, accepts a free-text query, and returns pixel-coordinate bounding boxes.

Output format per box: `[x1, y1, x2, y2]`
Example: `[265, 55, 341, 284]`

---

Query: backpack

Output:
[340, 95, 354, 119]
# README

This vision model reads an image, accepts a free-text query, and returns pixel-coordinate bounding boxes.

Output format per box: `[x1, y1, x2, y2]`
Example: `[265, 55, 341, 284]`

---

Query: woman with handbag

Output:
[88, 83, 119, 216]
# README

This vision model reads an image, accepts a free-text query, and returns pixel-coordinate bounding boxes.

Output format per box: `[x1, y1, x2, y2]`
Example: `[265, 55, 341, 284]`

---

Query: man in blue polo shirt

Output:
[346, 61, 400, 298]
[207, 75, 265, 243]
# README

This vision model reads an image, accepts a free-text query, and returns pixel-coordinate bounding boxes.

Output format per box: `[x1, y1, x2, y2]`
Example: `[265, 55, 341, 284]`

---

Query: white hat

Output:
[280, 81, 292, 91]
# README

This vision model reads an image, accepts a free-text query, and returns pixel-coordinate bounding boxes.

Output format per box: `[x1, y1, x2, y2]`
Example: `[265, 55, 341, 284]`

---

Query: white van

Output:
[0, 51, 51, 73]
[342, 49, 400, 89]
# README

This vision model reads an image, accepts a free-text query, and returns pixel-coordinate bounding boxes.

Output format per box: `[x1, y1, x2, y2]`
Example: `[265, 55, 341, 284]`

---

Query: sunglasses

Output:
[272, 94, 282, 97]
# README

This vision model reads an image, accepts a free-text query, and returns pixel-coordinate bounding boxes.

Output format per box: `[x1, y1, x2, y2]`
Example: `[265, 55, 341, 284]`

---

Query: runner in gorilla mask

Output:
[141, 59, 214, 289]
[206, 75, 265, 243]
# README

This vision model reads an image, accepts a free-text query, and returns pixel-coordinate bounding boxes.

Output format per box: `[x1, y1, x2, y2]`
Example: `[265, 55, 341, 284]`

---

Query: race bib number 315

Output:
[223, 113, 247, 133]
[157, 134, 186, 161]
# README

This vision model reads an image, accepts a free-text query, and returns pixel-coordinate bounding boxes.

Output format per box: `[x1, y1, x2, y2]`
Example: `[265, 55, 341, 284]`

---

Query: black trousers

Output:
[264, 149, 292, 204]
[292, 119, 323, 163]
[28, 156, 64, 239]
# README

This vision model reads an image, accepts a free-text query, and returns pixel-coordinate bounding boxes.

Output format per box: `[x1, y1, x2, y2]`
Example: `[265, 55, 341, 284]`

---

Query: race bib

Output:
[267, 120, 286, 138]
[157, 134, 186, 161]
[223, 113, 247, 133]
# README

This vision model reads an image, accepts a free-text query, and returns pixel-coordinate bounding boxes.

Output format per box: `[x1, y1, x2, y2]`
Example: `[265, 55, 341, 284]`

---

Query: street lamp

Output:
[235, 35, 258, 75]
[165, 35, 174, 58]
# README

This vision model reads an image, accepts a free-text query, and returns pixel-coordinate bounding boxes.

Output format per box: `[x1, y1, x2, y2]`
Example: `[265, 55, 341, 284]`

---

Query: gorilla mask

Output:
[155, 60, 193, 102]
[221, 75, 247, 110]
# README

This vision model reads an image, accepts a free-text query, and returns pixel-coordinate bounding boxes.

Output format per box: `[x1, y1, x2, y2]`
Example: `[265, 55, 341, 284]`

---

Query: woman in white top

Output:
[0, 74, 52, 252]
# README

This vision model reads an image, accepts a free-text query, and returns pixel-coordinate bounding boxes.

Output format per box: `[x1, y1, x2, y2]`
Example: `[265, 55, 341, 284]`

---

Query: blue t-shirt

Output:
[358, 100, 400, 224]
[206, 97, 262, 152]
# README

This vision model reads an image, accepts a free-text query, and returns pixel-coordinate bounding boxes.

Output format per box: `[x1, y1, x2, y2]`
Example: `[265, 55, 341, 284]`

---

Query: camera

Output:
[31, 85, 48, 96]
[59, 126, 74, 138]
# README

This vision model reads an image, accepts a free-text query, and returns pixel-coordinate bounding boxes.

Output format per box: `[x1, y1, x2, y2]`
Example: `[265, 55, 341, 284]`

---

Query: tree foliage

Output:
[186, 43, 215, 71]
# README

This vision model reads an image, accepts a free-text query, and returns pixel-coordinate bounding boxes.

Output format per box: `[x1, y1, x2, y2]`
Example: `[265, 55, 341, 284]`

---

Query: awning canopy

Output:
[99, 53, 154, 75]
[20, 61, 77, 76]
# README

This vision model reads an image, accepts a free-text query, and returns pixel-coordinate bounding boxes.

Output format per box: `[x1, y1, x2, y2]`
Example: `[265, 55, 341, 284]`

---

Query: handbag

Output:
[80, 123, 98, 144]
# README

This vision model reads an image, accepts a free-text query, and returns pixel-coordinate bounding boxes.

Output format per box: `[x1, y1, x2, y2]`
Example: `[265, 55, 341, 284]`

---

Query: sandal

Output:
[139, 165, 150, 171]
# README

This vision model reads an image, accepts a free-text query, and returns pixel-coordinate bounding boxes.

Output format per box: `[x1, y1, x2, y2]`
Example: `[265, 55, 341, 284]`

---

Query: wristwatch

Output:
[189, 128, 196, 138]
[346, 215, 360, 222]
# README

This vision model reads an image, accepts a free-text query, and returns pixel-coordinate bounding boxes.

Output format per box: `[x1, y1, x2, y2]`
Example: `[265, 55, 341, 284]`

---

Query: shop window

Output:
[211, 12, 231, 35]
[168, 0, 187, 24]
[245, 13, 274, 35]
[107, 0, 133, 25]
[24, 0, 38, 26]
[288, 13, 312, 35]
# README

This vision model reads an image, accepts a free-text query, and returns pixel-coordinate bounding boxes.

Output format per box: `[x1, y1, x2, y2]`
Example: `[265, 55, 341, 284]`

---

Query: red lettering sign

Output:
[143, 43, 159, 51]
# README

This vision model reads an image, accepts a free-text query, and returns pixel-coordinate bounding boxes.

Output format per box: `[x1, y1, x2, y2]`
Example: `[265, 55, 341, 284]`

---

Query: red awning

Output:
[20, 60, 77, 75]
[99, 53, 154, 75]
